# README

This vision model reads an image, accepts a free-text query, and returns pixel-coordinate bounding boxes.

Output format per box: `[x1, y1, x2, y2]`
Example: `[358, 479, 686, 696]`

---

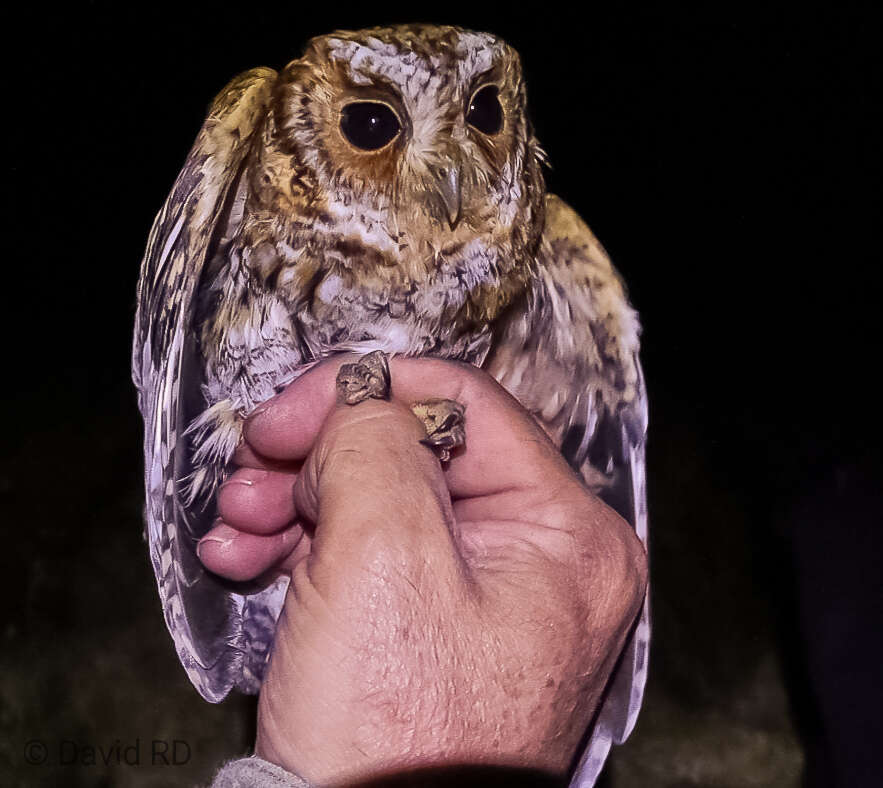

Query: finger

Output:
[232, 441, 303, 473]
[197, 520, 304, 582]
[290, 398, 461, 588]
[246, 355, 570, 498]
[218, 467, 299, 535]
[386, 358, 570, 497]
[243, 356, 346, 460]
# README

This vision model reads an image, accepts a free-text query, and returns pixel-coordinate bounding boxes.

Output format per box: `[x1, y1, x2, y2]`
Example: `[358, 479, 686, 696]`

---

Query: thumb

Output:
[291, 398, 464, 592]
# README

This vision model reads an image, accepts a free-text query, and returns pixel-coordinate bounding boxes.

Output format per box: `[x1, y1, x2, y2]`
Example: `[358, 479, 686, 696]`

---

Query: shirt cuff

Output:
[209, 755, 313, 788]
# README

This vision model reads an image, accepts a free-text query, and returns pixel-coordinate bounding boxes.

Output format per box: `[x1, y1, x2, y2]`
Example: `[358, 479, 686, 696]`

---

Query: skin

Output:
[198, 357, 648, 785]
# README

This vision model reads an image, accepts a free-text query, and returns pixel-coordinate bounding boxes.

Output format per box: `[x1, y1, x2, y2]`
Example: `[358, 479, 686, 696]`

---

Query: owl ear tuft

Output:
[272, 60, 318, 152]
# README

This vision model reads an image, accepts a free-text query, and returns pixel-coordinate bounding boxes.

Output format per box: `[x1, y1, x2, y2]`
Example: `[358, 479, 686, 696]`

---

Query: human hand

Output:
[198, 357, 647, 785]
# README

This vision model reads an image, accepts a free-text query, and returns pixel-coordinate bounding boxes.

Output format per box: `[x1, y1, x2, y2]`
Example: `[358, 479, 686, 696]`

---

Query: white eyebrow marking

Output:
[326, 33, 503, 93]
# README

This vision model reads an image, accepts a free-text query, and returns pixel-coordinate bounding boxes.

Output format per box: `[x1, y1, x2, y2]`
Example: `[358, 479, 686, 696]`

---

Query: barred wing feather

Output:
[131, 69, 276, 702]
[485, 194, 650, 786]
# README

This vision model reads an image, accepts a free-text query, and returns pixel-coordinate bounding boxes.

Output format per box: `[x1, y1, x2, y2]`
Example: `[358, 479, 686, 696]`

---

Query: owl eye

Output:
[466, 85, 503, 135]
[339, 102, 401, 151]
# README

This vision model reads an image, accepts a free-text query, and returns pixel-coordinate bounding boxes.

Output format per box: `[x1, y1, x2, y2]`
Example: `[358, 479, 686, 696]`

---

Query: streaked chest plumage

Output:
[198, 184, 537, 414]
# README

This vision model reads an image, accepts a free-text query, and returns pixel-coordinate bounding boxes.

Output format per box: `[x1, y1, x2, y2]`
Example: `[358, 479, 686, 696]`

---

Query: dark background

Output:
[3, 2, 879, 786]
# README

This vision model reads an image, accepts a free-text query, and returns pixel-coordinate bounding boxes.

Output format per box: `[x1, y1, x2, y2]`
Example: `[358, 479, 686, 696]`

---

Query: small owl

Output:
[132, 24, 648, 784]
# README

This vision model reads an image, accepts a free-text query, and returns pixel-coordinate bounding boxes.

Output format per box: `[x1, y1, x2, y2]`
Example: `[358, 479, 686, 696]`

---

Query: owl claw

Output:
[335, 350, 391, 404]
[411, 399, 466, 462]
[335, 352, 465, 462]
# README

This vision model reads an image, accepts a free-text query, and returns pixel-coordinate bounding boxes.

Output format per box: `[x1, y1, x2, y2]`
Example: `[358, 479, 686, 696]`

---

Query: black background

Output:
[3, 2, 880, 786]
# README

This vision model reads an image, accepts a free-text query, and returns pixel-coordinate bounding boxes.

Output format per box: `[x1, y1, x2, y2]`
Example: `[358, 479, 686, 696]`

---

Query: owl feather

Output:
[132, 25, 648, 785]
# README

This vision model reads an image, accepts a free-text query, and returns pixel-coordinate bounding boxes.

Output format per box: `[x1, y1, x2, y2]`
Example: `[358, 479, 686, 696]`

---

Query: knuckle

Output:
[604, 525, 648, 611]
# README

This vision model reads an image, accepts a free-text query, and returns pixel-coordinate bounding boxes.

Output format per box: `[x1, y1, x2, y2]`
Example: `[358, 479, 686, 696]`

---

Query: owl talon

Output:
[336, 354, 464, 461]
[411, 399, 466, 462]
[336, 350, 391, 404]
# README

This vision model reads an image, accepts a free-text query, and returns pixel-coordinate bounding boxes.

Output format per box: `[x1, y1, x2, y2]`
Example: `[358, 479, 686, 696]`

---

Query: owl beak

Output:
[435, 165, 461, 229]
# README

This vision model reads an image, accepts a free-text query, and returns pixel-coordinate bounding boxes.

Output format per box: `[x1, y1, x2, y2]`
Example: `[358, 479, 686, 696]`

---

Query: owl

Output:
[132, 24, 648, 785]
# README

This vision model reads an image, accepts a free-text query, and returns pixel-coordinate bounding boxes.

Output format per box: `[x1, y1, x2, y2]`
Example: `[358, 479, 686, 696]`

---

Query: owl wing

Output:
[484, 194, 649, 785]
[131, 68, 276, 702]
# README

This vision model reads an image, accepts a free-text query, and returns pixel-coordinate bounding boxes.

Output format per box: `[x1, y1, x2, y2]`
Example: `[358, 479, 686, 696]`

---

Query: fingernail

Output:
[196, 534, 234, 560]
[220, 477, 255, 489]
[248, 400, 274, 422]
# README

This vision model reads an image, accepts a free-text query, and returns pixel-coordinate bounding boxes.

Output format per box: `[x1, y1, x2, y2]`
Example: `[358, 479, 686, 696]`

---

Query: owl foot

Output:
[336, 350, 391, 404]
[335, 352, 466, 462]
[410, 399, 466, 462]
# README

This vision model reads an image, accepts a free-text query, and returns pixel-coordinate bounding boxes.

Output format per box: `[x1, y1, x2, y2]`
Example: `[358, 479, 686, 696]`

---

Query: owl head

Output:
[265, 24, 546, 275]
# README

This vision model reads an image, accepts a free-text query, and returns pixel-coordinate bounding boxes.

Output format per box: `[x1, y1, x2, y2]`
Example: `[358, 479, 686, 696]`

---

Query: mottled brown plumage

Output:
[133, 24, 647, 786]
